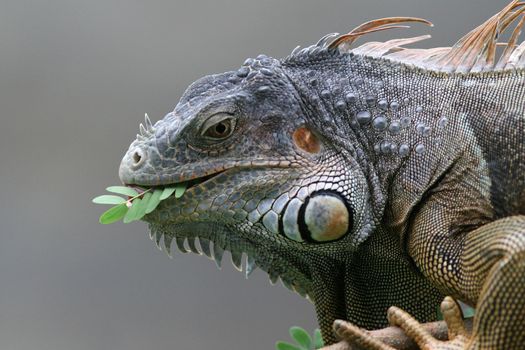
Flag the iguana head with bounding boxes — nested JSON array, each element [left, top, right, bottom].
[[119, 51, 380, 340]]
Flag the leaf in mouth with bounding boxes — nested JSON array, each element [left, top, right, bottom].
[[175, 183, 186, 198], [159, 187, 176, 200], [123, 197, 143, 223], [105, 186, 139, 197], [145, 189, 163, 214], [99, 204, 128, 224], [92, 195, 127, 205], [93, 183, 188, 225]]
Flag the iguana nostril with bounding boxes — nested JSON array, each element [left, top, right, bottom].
[[131, 149, 144, 167]]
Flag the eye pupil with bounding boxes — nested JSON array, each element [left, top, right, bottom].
[[215, 122, 227, 135], [206, 120, 231, 138]]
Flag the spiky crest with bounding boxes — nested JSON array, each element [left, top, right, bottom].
[[287, 0, 525, 73]]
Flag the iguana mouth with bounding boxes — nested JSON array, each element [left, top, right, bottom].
[[120, 157, 299, 187], [125, 169, 227, 192], [184, 171, 226, 189], [160, 169, 227, 190]]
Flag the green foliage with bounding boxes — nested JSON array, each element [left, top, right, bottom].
[[461, 304, 476, 318], [106, 186, 139, 197], [276, 326, 324, 350], [145, 189, 163, 214], [289, 327, 312, 349], [313, 329, 323, 349], [123, 197, 143, 223], [436, 304, 443, 320], [275, 342, 301, 350], [159, 187, 176, 200], [92, 184, 187, 224], [98, 204, 128, 224], [92, 195, 127, 205]]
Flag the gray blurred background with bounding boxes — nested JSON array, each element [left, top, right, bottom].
[[0, 0, 510, 349]]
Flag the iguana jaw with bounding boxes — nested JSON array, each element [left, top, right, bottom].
[[148, 220, 314, 299], [121, 160, 315, 293]]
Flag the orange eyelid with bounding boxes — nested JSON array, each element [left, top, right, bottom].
[[292, 127, 320, 154]]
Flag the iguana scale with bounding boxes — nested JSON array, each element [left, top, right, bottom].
[[118, 1, 525, 348]]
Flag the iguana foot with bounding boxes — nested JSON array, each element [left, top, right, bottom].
[[333, 297, 469, 350]]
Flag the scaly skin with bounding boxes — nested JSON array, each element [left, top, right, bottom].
[[118, 3, 525, 348]]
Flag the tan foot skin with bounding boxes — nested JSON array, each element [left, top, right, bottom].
[[333, 297, 469, 350]]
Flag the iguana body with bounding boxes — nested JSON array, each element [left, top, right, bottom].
[[118, 2, 525, 348]]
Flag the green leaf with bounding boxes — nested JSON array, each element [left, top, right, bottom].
[[313, 329, 324, 349], [289, 327, 311, 350], [92, 195, 126, 205], [275, 341, 301, 350], [123, 198, 142, 223], [99, 204, 128, 224], [135, 192, 151, 220], [175, 183, 187, 198], [159, 187, 176, 200], [106, 186, 139, 197], [145, 189, 163, 214], [436, 305, 444, 320], [461, 305, 475, 319]]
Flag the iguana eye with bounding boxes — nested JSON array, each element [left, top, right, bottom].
[[201, 113, 236, 140]]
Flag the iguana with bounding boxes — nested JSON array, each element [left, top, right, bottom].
[[118, 1, 525, 349]]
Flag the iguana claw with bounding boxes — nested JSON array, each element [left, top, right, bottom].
[[333, 297, 470, 350]]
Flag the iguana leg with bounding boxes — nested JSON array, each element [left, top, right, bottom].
[[332, 216, 525, 349], [458, 216, 525, 349]]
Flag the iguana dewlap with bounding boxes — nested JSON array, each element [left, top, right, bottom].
[[118, 1, 525, 349]]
